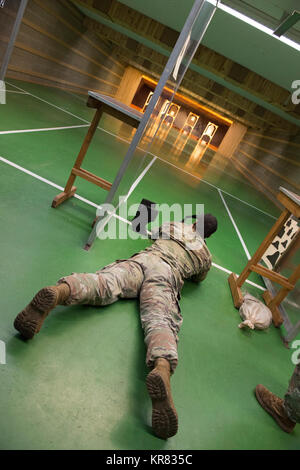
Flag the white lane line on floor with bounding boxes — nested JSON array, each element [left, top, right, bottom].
[[0, 155, 265, 293], [7, 82, 90, 125], [154, 157, 277, 220], [126, 157, 157, 199], [218, 188, 251, 261], [83, 121, 277, 221], [0, 125, 89, 135], [6, 81, 141, 146], [6, 81, 276, 220], [0, 156, 129, 226], [212, 262, 265, 291], [5, 91, 29, 94], [92, 156, 157, 236], [90, 126, 277, 221], [0, 156, 64, 190]]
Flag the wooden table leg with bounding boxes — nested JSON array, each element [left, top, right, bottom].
[[236, 209, 290, 287], [228, 209, 290, 308], [264, 264, 300, 327], [228, 272, 244, 308], [52, 185, 77, 208], [51, 106, 103, 208], [263, 289, 284, 327]]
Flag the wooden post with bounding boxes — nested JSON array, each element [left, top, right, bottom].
[[270, 264, 300, 307], [52, 107, 103, 208], [236, 209, 290, 287], [228, 187, 300, 332]]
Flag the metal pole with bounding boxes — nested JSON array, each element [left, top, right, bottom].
[[0, 0, 28, 81], [85, 0, 218, 249], [104, 0, 206, 207]]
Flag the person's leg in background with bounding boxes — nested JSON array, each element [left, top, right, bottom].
[[283, 363, 300, 426], [137, 254, 182, 439], [14, 260, 144, 339], [255, 363, 300, 433]]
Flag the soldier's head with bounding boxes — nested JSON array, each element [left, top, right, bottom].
[[192, 213, 218, 239], [204, 213, 218, 238]]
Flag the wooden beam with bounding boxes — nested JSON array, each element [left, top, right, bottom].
[[241, 139, 300, 167], [238, 149, 300, 191], [236, 209, 290, 287], [228, 272, 244, 308], [72, 168, 112, 191], [52, 186, 77, 208], [0, 35, 120, 89], [250, 264, 294, 289], [277, 192, 300, 218]]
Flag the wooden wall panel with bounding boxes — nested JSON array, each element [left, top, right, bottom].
[[232, 130, 300, 208], [0, 0, 125, 96], [115, 66, 143, 105], [6, 25, 121, 86], [9, 48, 117, 95], [216, 122, 248, 158], [0, 0, 18, 65]]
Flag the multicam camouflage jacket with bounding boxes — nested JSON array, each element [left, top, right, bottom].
[[142, 221, 212, 288]]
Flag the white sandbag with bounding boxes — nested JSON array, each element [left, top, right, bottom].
[[238, 293, 272, 330]]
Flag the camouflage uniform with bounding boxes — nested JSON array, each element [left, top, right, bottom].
[[58, 222, 212, 372], [284, 363, 300, 423]]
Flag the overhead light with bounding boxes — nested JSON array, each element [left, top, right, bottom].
[[274, 11, 300, 37], [206, 0, 300, 52]]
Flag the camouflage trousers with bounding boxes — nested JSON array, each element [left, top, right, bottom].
[[283, 363, 300, 423], [58, 252, 182, 372]]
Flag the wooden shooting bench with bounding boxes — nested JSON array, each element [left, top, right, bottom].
[[51, 91, 143, 208], [228, 187, 300, 328]]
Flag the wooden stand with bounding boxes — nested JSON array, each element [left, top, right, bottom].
[[228, 188, 300, 327], [52, 94, 142, 209]]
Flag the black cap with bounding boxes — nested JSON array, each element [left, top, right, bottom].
[[203, 213, 218, 238]]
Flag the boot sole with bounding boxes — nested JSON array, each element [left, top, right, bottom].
[[255, 387, 295, 434], [14, 287, 57, 339], [146, 370, 178, 439]]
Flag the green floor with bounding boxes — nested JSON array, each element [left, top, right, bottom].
[[0, 79, 299, 450]]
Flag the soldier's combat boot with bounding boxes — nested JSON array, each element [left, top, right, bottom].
[[146, 358, 178, 439], [14, 283, 70, 340], [255, 384, 296, 433]]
